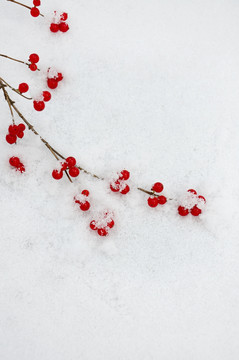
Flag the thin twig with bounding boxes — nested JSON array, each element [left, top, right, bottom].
[[0, 53, 40, 71], [0, 77, 32, 100], [7, 0, 44, 17]]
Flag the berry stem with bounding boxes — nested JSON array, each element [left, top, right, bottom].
[[0, 53, 40, 71], [137, 187, 155, 196], [0, 81, 15, 124], [6, 0, 44, 17], [0, 77, 32, 100], [137, 187, 174, 200]]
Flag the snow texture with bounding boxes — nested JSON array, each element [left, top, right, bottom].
[[1, 0, 239, 359]]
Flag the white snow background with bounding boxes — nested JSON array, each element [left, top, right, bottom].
[[1, 0, 239, 359]]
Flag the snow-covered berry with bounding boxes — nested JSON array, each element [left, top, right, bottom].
[[33, 100, 45, 111], [52, 170, 63, 180], [120, 184, 130, 195], [47, 78, 58, 89], [119, 170, 130, 180], [178, 206, 189, 216], [42, 91, 51, 102], [190, 205, 202, 216], [59, 22, 69, 33], [60, 12, 68, 21], [98, 228, 108, 237]]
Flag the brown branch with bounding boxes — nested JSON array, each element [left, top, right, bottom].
[[0, 77, 32, 100], [0, 53, 40, 71], [0, 82, 15, 124], [0, 79, 169, 195], [7, 0, 44, 17]]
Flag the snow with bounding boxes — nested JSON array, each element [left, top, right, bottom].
[[1, 0, 239, 359]]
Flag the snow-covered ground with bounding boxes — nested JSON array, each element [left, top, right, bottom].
[[1, 0, 239, 359]]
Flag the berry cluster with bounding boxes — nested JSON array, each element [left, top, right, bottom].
[[74, 190, 91, 211], [50, 12, 69, 33], [28, 53, 39, 71], [47, 68, 63, 90], [147, 182, 167, 208], [90, 211, 115, 237], [52, 156, 79, 180], [30, 0, 41, 18], [9, 156, 25, 173], [33, 90, 51, 111], [6, 124, 26, 144], [110, 170, 130, 195], [178, 189, 206, 217]]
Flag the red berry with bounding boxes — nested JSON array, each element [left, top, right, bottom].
[[178, 206, 189, 216], [9, 156, 20, 167], [148, 197, 158, 208], [90, 220, 97, 230], [8, 125, 18, 135], [33, 100, 45, 111], [81, 190, 89, 197], [69, 167, 80, 177], [158, 195, 167, 205], [152, 182, 164, 193], [119, 170, 130, 180], [80, 201, 90, 211], [198, 195, 206, 203], [47, 78, 58, 89], [17, 131, 24, 139], [29, 63, 37, 71], [42, 91, 51, 102], [110, 182, 120, 192], [66, 156, 76, 167], [29, 53, 39, 63], [56, 73, 63, 82], [98, 228, 108, 237], [120, 184, 130, 194], [33, 0, 41, 6], [50, 23, 59, 33], [190, 205, 202, 216], [59, 22, 69, 32], [107, 219, 114, 229], [18, 83, 29, 93], [60, 12, 68, 21], [17, 124, 26, 132], [6, 134, 17, 144], [188, 189, 197, 195], [52, 170, 63, 180], [30, 7, 40, 17]]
